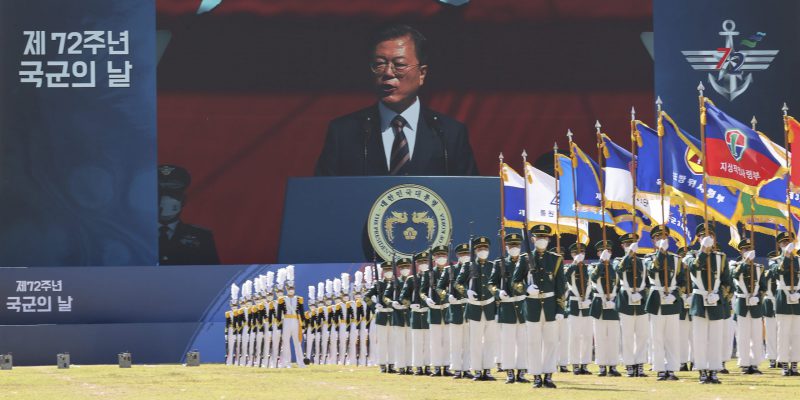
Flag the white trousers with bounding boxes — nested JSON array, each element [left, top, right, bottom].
[[254, 330, 264, 367], [270, 328, 282, 367], [327, 328, 338, 365], [526, 311, 559, 375], [280, 318, 306, 368], [411, 327, 430, 368], [338, 324, 348, 365], [449, 322, 468, 371], [319, 328, 330, 364], [777, 314, 800, 363], [429, 322, 448, 367], [619, 313, 649, 365], [368, 319, 376, 366], [678, 317, 692, 363], [313, 329, 321, 365], [736, 315, 764, 367], [375, 323, 390, 365], [261, 329, 271, 367], [234, 333, 243, 366], [765, 316, 778, 361], [692, 317, 723, 371], [468, 315, 496, 371], [359, 322, 368, 366], [347, 323, 358, 365], [650, 314, 680, 372], [392, 326, 411, 368], [593, 319, 620, 366], [722, 316, 735, 361], [568, 316, 593, 365], [305, 331, 314, 365], [238, 330, 249, 366], [556, 317, 568, 366], [226, 330, 236, 366]]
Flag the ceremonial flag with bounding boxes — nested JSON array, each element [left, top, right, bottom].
[[788, 116, 800, 191], [557, 154, 613, 226], [568, 141, 604, 210], [501, 163, 526, 228], [523, 162, 589, 243], [703, 98, 785, 193]]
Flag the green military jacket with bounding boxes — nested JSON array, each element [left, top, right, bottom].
[[684, 250, 730, 321], [564, 262, 593, 317], [489, 255, 525, 324], [438, 263, 466, 325], [768, 255, 800, 315], [455, 259, 497, 322], [730, 258, 765, 318], [382, 277, 410, 327], [420, 266, 448, 325], [762, 258, 779, 318], [589, 261, 620, 320], [644, 251, 683, 316], [614, 254, 648, 316], [511, 251, 565, 323], [365, 280, 391, 326], [401, 273, 429, 329]]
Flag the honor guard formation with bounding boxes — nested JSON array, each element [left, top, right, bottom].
[[224, 223, 800, 387]]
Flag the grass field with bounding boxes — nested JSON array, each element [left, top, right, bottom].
[[2, 362, 799, 400]]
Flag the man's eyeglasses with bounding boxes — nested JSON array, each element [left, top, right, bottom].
[[369, 61, 422, 76]]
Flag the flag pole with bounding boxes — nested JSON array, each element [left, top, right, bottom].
[[554, 142, 562, 251], [750, 117, 758, 254], [595, 121, 611, 296], [656, 97, 666, 226], [522, 150, 530, 236], [567, 130, 581, 246], [698, 82, 711, 287], [631, 106, 639, 235], [499, 152, 507, 249], [783, 103, 794, 288]]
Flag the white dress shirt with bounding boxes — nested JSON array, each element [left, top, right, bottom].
[[378, 97, 420, 170]]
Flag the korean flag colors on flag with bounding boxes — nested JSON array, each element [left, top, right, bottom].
[[501, 163, 526, 228], [704, 98, 785, 193]]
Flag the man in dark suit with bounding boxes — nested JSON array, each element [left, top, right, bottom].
[[158, 164, 220, 265], [314, 24, 479, 176]]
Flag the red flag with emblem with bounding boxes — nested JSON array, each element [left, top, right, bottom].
[[789, 116, 800, 191]]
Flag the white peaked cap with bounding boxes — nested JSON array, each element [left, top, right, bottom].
[[230, 283, 240, 302], [318, 282, 326, 300], [325, 280, 333, 298], [341, 273, 350, 294], [333, 278, 342, 297], [265, 271, 275, 290], [309, 285, 316, 302], [276, 268, 287, 288], [354, 271, 363, 291]]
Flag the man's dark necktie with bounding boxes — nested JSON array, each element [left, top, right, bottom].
[[389, 115, 409, 175]]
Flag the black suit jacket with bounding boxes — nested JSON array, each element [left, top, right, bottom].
[[314, 104, 479, 176], [159, 222, 220, 265]]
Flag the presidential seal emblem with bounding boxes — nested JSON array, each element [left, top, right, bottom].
[[682, 20, 778, 101], [368, 184, 452, 261]]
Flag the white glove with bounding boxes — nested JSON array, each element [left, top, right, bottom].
[[748, 296, 759, 306], [526, 284, 540, 296], [630, 292, 643, 302], [391, 301, 401, 309], [744, 250, 755, 261], [448, 295, 458, 304], [410, 304, 420, 310], [371, 295, 378, 304], [700, 236, 714, 250], [555, 314, 564, 321], [375, 303, 384, 311], [628, 242, 639, 254], [467, 290, 477, 301], [707, 293, 719, 304], [785, 242, 796, 255], [498, 290, 509, 300], [599, 249, 612, 262], [604, 300, 616, 309], [425, 298, 436, 308], [581, 299, 592, 309], [662, 294, 676, 304], [791, 293, 800, 303]]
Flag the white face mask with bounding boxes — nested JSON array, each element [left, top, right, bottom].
[[507, 246, 521, 257], [476, 249, 489, 260], [656, 238, 669, 251], [534, 238, 549, 250], [383, 271, 393, 279], [400, 268, 411, 277], [287, 289, 295, 296], [572, 253, 585, 263], [458, 255, 470, 264], [783, 242, 795, 254], [435, 256, 448, 266], [417, 263, 429, 272], [704, 235, 715, 246], [159, 195, 182, 222]]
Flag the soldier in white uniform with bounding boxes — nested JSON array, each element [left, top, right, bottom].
[[238, 280, 254, 367], [769, 231, 800, 376], [306, 285, 317, 365], [564, 243, 593, 375], [270, 269, 286, 368], [730, 238, 765, 375], [278, 266, 307, 368], [338, 273, 351, 365], [644, 225, 681, 381], [226, 283, 239, 366]]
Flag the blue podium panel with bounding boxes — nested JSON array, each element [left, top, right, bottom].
[[278, 177, 502, 263]]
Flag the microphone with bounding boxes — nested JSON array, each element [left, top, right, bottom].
[[362, 116, 372, 175]]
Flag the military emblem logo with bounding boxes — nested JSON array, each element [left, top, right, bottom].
[[682, 20, 778, 101], [724, 129, 748, 161], [368, 184, 452, 261]]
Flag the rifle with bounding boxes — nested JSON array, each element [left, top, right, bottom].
[[411, 252, 418, 304], [498, 217, 507, 291], [469, 221, 477, 292], [428, 246, 434, 299], [392, 252, 399, 301], [448, 239, 456, 296], [522, 225, 536, 277]]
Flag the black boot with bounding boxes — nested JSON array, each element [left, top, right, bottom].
[[452, 370, 462, 379], [424, 366, 431, 376], [580, 364, 592, 375], [699, 370, 708, 384], [559, 365, 569, 373], [497, 363, 504, 373], [543, 373, 557, 388], [483, 369, 496, 381], [380, 364, 387, 373], [741, 366, 752, 375], [516, 369, 530, 383], [414, 367, 424, 376], [626, 365, 635, 377], [431, 366, 441, 377], [443, 366, 453, 377], [609, 366, 621, 377], [573, 364, 581, 375], [462, 370, 474, 380], [598, 365, 608, 377], [708, 370, 721, 384], [783, 362, 792, 376], [472, 370, 483, 381], [679, 363, 689, 371], [637, 364, 647, 377], [532, 374, 543, 388], [769, 359, 777, 369], [657, 371, 667, 381], [505, 370, 515, 384], [387, 364, 397, 374], [719, 362, 729, 374], [688, 362, 694, 371], [751, 366, 763, 375], [792, 362, 800, 376], [667, 371, 679, 381]]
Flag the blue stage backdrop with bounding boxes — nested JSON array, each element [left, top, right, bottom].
[[0, 0, 157, 267], [0, 264, 365, 366]]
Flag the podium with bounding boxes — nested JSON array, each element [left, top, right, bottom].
[[278, 177, 501, 263]]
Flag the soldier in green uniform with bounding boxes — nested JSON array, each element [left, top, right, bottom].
[[387, 258, 413, 374], [421, 245, 452, 377], [644, 225, 682, 380], [511, 225, 565, 388], [764, 249, 780, 369], [564, 242, 593, 375], [614, 233, 649, 377], [490, 233, 529, 383], [590, 239, 622, 377], [367, 262, 394, 372], [683, 223, 730, 384], [768, 231, 800, 376], [438, 243, 472, 379], [402, 252, 431, 375], [676, 246, 693, 371], [456, 236, 497, 381], [730, 238, 765, 374], [551, 246, 571, 374]]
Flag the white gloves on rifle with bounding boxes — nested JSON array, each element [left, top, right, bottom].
[[599, 249, 612, 262], [707, 293, 720, 304], [747, 296, 759, 306], [663, 294, 676, 304], [526, 284, 540, 297], [700, 236, 714, 250], [581, 299, 592, 309], [448, 294, 458, 304], [498, 290, 509, 300], [410, 304, 420, 310], [630, 292, 643, 303], [425, 298, 436, 308], [391, 301, 401, 309], [467, 290, 477, 301], [604, 300, 616, 309], [371, 295, 378, 304]]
